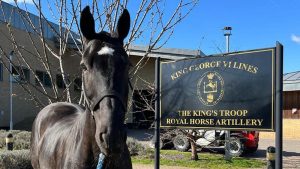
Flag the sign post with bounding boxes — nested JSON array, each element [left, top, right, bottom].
[[154, 57, 161, 169], [275, 42, 283, 169]]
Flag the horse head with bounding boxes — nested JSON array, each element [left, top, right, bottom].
[[80, 6, 130, 158]]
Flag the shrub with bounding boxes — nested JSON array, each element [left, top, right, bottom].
[[0, 130, 31, 150], [0, 131, 151, 156], [13, 131, 31, 150], [0, 150, 32, 169], [126, 137, 147, 156], [0, 133, 150, 168]]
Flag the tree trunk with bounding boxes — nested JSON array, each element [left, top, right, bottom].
[[190, 138, 198, 161]]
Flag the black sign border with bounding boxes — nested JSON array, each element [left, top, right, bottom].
[[160, 48, 275, 131]]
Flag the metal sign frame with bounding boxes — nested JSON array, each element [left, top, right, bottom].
[[159, 48, 277, 131]]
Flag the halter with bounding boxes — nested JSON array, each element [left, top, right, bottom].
[[90, 89, 126, 112], [80, 44, 131, 115], [81, 72, 127, 168], [82, 73, 127, 116]]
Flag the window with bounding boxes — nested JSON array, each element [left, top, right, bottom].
[[74, 78, 82, 92], [0, 63, 3, 81], [56, 74, 66, 89], [35, 70, 51, 87], [11, 66, 30, 83]]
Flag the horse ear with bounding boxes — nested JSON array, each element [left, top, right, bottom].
[[80, 6, 95, 41], [115, 9, 130, 42]]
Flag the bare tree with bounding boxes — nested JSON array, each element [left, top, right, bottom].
[[0, 0, 199, 108], [188, 130, 199, 160]]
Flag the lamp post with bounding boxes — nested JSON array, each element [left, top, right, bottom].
[[223, 26, 232, 53], [223, 27, 232, 161], [9, 51, 14, 130]]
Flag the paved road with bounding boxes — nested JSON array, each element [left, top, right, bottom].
[[245, 139, 300, 169], [128, 129, 300, 168]]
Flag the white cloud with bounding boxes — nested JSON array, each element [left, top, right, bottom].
[[291, 34, 300, 44], [2, 0, 34, 4]]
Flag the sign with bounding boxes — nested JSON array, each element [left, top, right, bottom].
[[160, 48, 276, 131]]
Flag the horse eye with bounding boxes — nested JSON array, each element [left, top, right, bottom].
[[80, 63, 88, 71]]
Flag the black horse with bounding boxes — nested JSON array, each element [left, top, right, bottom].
[[30, 6, 132, 169]]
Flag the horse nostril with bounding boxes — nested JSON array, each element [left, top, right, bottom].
[[100, 132, 110, 150], [100, 133, 105, 143]]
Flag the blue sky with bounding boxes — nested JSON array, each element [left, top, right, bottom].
[[3, 0, 300, 73], [163, 0, 300, 73]]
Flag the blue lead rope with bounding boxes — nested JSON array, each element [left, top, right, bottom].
[[96, 153, 106, 169]]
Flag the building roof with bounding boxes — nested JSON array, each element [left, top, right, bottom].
[[283, 71, 300, 91], [1, 2, 205, 59], [127, 45, 205, 60], [0, 1, 80, 45]]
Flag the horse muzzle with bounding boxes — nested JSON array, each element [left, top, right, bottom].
[[97, 129, 127, 157], [93, 96, 127, 157]]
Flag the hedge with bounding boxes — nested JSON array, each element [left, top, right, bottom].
[[0, 130, 147, 168], [0, 130, 146, 155], [0, 150, 32, 169], [0, 130, 31, 150]]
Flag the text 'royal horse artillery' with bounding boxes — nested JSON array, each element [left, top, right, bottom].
[[30, 6, 132, 169]]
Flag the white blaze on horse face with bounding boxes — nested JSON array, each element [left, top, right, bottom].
[[97, 46, 114, 56]]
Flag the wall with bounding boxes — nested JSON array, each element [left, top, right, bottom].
[[283, 91, 300, 119], [260, 119, 300, 140], [0, 22, 81, 130]]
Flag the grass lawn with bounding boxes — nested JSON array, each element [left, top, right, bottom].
[[132, 150, 266, 169]]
